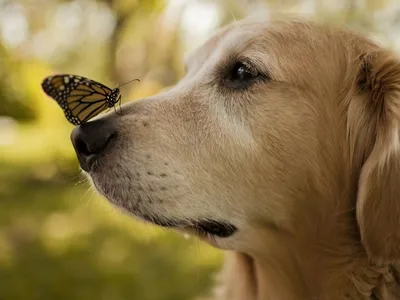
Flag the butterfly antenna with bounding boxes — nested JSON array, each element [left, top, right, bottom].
[[113, 78, 140, 116], [117, 78, 140, 88]]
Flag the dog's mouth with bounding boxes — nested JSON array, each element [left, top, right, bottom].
[[141, 214, 237, 238]]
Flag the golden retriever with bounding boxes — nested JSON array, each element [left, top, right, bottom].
[[70, 18, 400, 300]]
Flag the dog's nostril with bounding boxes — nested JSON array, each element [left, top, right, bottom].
[[75, 138, 91, 156], [70, 120, 117, 171]]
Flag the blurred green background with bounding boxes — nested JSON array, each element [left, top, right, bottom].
[[0, 0, 399, 299]]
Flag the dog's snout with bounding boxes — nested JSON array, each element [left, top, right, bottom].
[[70, 120, 116, 171]]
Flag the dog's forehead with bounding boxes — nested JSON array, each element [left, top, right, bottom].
[[183, 20, 325, 70], [184, 21, 270, 67]]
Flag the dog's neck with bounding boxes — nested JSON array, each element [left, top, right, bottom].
[[216, 207, 400, 300], [213, 148, 400, 300], [218, 245, 399, 300]]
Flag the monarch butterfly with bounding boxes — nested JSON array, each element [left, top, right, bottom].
[[41, 74, 139, 125]]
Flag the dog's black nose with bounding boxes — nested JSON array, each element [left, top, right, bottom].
[[70, 119, 116, 171]]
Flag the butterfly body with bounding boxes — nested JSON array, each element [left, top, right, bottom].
[[41, 74, 123, 125], [107, 88, 121, 107]]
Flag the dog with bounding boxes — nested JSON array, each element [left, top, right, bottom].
[[70, 18, 400, 300]]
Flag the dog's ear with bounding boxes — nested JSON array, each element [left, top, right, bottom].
[[350, 49, 400, 263]]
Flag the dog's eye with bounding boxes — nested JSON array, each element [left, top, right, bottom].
[[224, 61, 260, 89], [232, 62, 258, 81]]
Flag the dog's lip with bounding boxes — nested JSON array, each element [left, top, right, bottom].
[[77, 154, 96, 173], [140, 214, 237, 238], [80, 154, 97, 172]]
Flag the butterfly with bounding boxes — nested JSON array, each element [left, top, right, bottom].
[[41, 74, 139, 125]]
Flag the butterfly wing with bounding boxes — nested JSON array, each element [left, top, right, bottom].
[[41, 74, 114, 125]]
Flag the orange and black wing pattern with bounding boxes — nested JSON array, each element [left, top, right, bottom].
[[41, 74, 120, 125]]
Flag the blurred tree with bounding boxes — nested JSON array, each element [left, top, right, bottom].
[[0, 43, 36, 120], [105, 0, 167, 83]]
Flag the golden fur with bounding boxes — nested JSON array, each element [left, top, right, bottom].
[[80, 19, 400, 299]]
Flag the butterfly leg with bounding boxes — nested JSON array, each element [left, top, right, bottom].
[[118, 99, 122, 115]]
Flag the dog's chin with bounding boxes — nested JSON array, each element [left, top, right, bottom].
[[88, 175, 237, 239], [140, 214, 237, 239]]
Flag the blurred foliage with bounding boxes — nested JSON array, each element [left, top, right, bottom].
[[0, 160, 221, 300], [0, 0, 400, 299]]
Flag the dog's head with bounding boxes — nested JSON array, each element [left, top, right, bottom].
[[71, 19, 400, 260]]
